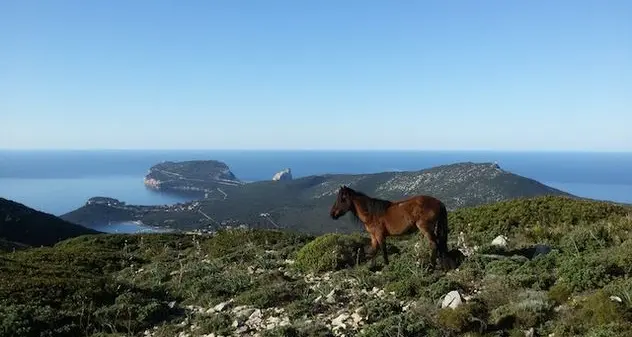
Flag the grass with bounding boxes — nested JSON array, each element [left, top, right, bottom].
[[2, 195, 632, 337]]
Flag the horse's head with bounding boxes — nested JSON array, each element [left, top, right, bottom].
[[330, 185, 354, 220]]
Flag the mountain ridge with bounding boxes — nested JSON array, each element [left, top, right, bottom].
[[0, 197, 102, 248]]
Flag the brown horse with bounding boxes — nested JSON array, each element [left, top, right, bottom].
[[329, 185, 449, 269]]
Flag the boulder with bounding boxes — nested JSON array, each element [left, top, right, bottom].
[[441, 290, 464, 309], [491, 235, 509, 247]]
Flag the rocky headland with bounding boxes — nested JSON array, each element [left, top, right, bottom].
[[144, 160, 244, 199]]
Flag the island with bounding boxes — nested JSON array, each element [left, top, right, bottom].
[[60, 161, 575, 233]]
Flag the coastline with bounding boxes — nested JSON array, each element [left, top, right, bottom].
[[91, 220, 176, 234]]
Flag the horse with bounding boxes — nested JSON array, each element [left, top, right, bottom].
[[329, 185, 450, 270]]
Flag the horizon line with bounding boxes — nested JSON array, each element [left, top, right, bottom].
[[1, 148, 632, 154]]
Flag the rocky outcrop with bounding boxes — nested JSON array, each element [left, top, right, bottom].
[[272, 168, 292, 181]]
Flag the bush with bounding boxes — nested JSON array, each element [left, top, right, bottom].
[[435, 301, 488, 333], [552, 290, 632, 335], [489, 290, 553, 330], [294, 233, 370, 273]]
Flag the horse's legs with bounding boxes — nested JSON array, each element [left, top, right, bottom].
[[369, 234, 379, 268], [376, 233, 389, 265], [418, 223, 438, 270]]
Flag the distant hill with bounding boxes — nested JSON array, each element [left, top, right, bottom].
[[61, 161, 574, 233], [0, 197, 101, 247]]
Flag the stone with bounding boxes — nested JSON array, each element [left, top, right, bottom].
[[491, 235, 508, 247], [272, 168, 293, 181], [441, 290, 464, 309], [326, 289, 337, 303], [213, 299, 233, 312], [610, 295, 623, 303], [332, 313, 350, 327]]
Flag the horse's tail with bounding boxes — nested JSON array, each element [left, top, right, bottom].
[[435, 201, 449, 257]]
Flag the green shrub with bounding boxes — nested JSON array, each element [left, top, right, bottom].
[[435, 301, 488, 333], [557, 254, 616, 293], [235, 281, 305, 309], [359, 310, 438, 337], [552, 290, 632, 335], [294, 233, 369, 273], [204, 229, 311, 259], [195, 312, 234, 335], [548, 283, 572, 305], [489, 290, 553, 329]]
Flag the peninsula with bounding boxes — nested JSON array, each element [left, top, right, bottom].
[[61, 161, 574, 233], [144, 160, 243, 198]]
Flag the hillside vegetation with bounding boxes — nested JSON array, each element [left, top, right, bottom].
[[0, 197, 101, 249], [62, 162, 573, 232], [2, 195, 632, 337]]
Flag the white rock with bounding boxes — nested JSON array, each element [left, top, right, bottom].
[[332, 313, 350, 327], [326, 289, 337, 303], [249, 309, 263, 321], [610, 295, 623, 303], [213, 299, 233, 312], [441, 290, 464, 309], [491, 235, 508, 247], [351, 312, 363, 324], [272, 168, 293, 181], [525, 327, 535, 337]]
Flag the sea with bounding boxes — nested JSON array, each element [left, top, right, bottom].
[[1, 150, 631, 233]]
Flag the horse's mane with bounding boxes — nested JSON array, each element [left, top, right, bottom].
[[347, 187, 392, 222]]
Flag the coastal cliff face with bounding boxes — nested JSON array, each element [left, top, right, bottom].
[[143, 160, 243, 194]]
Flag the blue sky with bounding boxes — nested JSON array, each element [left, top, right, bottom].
[[1, 0, 630, 151]]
